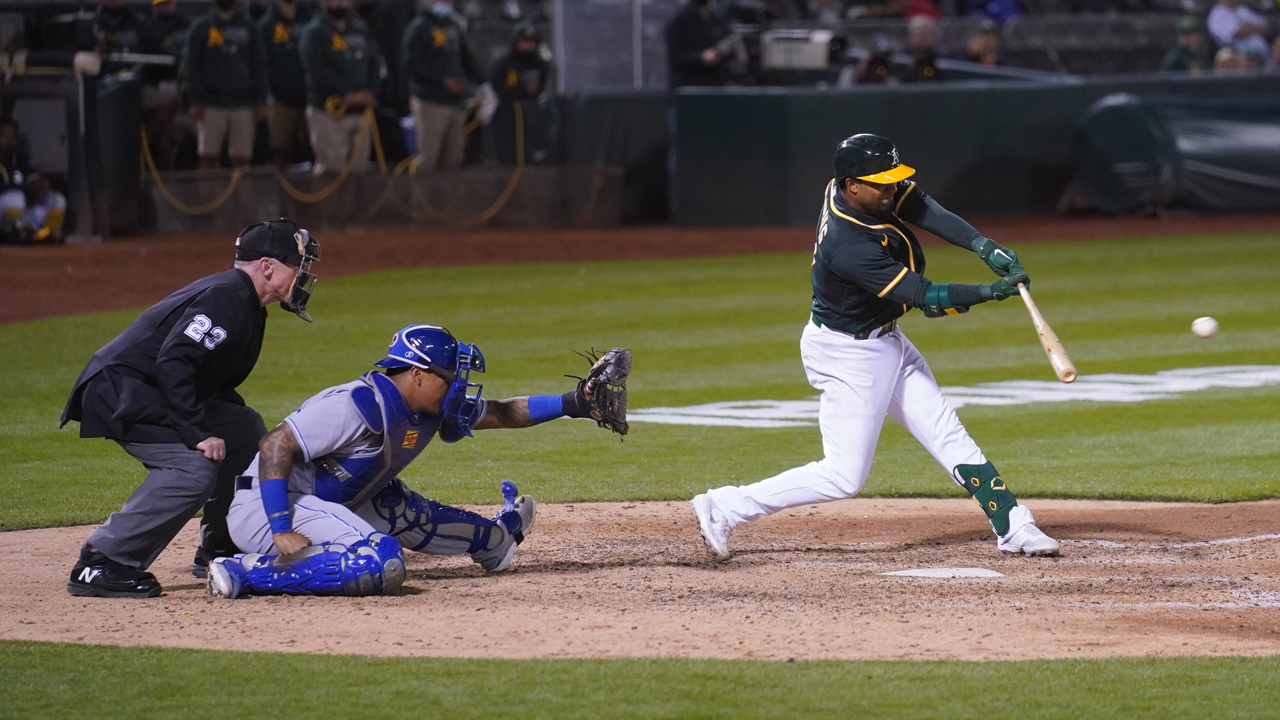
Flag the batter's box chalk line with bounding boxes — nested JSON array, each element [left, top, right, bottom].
[[630, 365, 1280, 427], [880, 567, 1005, 578]]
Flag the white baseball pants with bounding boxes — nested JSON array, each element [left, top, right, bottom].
[[706, 320, 1033, 537]]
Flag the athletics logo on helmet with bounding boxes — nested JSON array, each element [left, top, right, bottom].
[[375, 325, 487, 436], [832, 133, 915, 188]]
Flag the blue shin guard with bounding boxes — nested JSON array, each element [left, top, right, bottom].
[[368, 478, 506, 556], [213, 534, 407, 598]]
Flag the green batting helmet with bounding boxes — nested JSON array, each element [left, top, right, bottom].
[[833, 134, 915, 187]]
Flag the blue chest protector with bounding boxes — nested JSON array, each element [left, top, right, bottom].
[[312, 372, 443, 508]]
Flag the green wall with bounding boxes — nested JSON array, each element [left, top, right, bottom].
[[671, 73, 1280, 225]]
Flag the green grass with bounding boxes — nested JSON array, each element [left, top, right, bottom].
[[2, 640, 1278, 720], [3, 233, 1280, 530]]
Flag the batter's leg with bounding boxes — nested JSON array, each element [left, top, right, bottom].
[[699, 324, 900, 545], [887, 334, 1057, 554]]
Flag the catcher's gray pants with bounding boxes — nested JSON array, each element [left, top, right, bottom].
[[86, 402, 266, 569]]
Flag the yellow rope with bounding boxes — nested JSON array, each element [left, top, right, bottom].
[[406, 100, 524, 227], [272, 107, 384, 203], [141, 127, 243, 215]]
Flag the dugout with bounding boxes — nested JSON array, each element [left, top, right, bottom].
[[1075, 93, 1280, 215]]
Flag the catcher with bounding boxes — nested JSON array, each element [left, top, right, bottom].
[[208, 324, 630, 598]]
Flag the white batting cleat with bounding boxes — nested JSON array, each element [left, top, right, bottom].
[[998, 523, 1061, 556], [691, 493, 732, 562]]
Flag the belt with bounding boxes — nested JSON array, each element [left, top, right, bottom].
[[235, 476, 255, 491], [811, 314, 897, 340]]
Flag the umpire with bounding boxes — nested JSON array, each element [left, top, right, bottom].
[[61, 219, 322, 598]]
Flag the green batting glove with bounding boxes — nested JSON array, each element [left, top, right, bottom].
[[972, 237, 1027, 282], [980, 273, 1029, 302]]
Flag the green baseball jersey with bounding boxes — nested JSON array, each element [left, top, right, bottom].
[[183, 10, 266, 108], [259, 3, 313, 106], [810, 180, 936, 335], [299, 15, 381, 111]]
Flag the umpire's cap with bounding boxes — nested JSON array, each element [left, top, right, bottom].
[[833, 134, 915, 187], [235, 218, 321, 268]]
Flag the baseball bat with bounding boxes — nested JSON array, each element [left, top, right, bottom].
[[1016, 283, 1077, 384]]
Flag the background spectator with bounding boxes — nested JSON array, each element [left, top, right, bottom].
[[485, 22, 551, 166], [968, 19, 1000, 66], [95, 0, 153, 56], [260, 0, 314, 169], [143, 0, 190, 171], [1161, 17, 1211, 72], [1207, 0, 1273, 69], [1213, 45, 1243, 70], [185, 0, 268, 169], [665, 0, 730, 88], [402, 1, 483, 171], [907, 15, 939, 83], [1238, 43, 1266, 69], [806, 0, 846, 22], [0, 121, 65, 244], [300, 0, 381, 175]]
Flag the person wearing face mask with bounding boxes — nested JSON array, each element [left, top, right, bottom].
[[402, 0, 483, 170], [300, 0, 383, 175], [143, 0, 191, 172], [484, 22, 550, 166], [259, 0, 315, 168], [185, 0, 269, 169], [95, 0, 160, 70], [665, 0, 730, 88]]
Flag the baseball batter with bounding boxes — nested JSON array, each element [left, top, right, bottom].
[[207, 324, 629, 597], [691, 134, 1059, 560]]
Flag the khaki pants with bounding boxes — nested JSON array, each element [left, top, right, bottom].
[[412, 97, 466, 170], [305, 107, 370, 175], [268, 98, 310, 160], [197, 106, 255, 161]]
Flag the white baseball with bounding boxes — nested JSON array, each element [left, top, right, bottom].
[[1191, 316, 1218, 339]]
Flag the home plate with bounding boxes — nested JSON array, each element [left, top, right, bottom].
[[881, 567, 1004, 578]]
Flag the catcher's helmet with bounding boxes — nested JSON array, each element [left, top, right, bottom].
[[375, 325, 486, 435], [833, 134, 915, 187]]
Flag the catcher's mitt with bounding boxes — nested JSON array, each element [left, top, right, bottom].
[[567, 347, 631, 437]]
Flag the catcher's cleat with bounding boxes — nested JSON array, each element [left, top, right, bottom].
[[67, 558, 162, 598], [206, 557, 248, 599], [997, 523, 1061, 557], [474, 494, 537, 573], [691, 493, 732, 562]]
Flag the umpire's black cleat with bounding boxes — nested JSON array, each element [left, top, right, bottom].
[[67, 549, 162, 598], [190, 546, 235, 579]]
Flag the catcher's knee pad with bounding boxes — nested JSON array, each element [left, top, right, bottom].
[[955, 461, 1018, 536], [346, 532, 406, 595]]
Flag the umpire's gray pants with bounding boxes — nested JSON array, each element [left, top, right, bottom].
[[86, 402, 266, 569]]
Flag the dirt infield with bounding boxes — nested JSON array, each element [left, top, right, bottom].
[[4, 499, 1278, 661], [4, 214, 1280, 325]]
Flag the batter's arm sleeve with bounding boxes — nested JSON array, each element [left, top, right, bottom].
[[897, 185, 983, 250], [154, 288, 239, 447]]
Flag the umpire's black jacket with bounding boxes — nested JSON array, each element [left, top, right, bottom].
[[61, 270, 266, 448]]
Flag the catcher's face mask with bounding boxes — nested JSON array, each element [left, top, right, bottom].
[[441, 341, 486, 437], [281, 229, 322, 323]]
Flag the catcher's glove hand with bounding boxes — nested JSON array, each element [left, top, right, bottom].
[[564, 347, 631, 437]]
